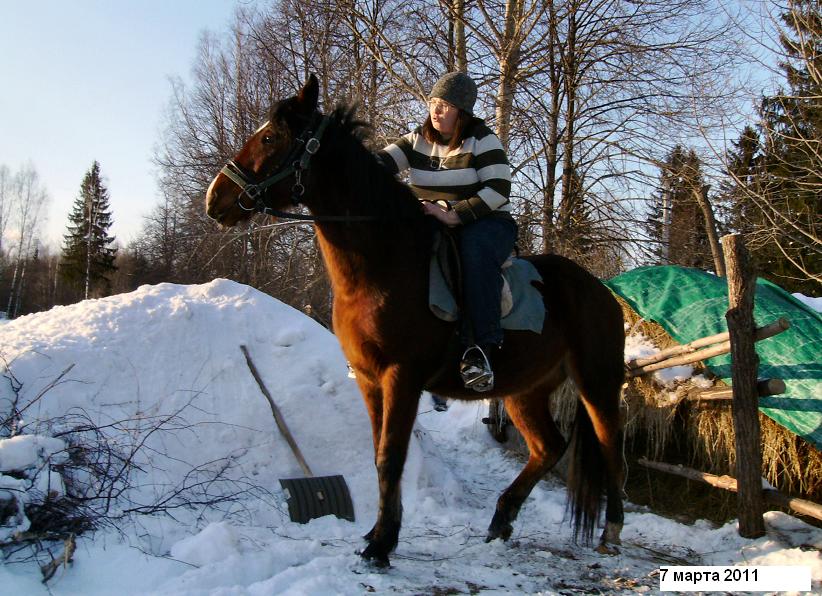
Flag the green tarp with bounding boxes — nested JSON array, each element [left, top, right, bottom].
[[605, 266, 822, 450]]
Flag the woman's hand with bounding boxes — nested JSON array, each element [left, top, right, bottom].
[[421, 201, 460, 227]]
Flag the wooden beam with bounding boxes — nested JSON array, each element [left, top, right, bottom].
[[637, 458, 822, 522], [627, 318, 790, 371], [691, 378, 786, 401], [722, 233, 765, 538]]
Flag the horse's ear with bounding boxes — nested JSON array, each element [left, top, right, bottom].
[[296, 74, 319, 114]]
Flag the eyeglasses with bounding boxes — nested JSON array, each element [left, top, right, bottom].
[[427, 99, 455, 113]]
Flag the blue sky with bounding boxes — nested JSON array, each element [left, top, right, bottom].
[[0, 1, 242, 249]]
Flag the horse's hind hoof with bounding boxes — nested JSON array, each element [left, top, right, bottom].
[[485, 517, 513, 543], [600, 521, 623, 546], [595, 542, 620, 556], [360, 543, 390, 568], [595, 521, 623, 555]]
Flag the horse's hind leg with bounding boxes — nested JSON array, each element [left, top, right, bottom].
[[487, 373, 567, 542], [567, 358, 625, 552]]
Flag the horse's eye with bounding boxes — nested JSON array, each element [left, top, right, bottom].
[[262, 135, 273, 145]]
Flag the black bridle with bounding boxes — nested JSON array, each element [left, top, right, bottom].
[[218, 112, 379, 222]]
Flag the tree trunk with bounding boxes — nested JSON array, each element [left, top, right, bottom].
[[694, 184, 725, 276], [453, 0, 467, 72], [541, 1, 560, 253], [722, 233, 765, 538], [494, 0, 522, 151], [557, 9, 578, 255]]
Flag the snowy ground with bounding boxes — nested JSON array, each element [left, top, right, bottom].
[[0, 280, 819, 594]]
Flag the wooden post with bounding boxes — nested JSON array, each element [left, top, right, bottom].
[[721, 233, 765, 538]]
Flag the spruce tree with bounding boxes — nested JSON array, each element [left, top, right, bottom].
[[746, 0, 821, 292], [60, 161, 117, 299], [648, 146, 712, 269], [718, 126, 762, 239]]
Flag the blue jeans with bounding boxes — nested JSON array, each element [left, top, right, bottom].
[[459, 216, 518, 348]]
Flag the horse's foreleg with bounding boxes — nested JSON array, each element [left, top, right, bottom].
[[356, 375, 384, 542], [487, 381, 567, 542], [360, 366, 420, 567], [356, 375, 384, 459]]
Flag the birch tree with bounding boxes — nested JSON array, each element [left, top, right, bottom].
[[5, 164, 49, 318]]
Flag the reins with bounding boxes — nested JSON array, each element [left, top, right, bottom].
[[219, 112, 381, 223]]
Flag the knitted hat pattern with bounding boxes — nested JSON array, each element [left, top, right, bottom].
[[429, 72, 477, 115]]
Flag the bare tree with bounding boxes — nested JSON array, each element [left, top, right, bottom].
[[5, 165, 49, 318], [143, 0, 752, 298], [0, 165, 13, 258]]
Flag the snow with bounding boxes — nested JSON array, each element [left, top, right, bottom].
[[794, 293, 822, 312], [0, 280, 819, 594], [623, 326, 701, 388], [0, 434, 67, 472]]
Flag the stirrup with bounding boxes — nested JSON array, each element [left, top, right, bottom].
[[460, 345, 494, 392]]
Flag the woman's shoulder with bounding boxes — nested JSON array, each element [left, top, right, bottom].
[[401, 125, 425, 143], [465, 118, 496, 140]]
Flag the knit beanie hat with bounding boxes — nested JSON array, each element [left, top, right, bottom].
[[429, 72, 477, 115]]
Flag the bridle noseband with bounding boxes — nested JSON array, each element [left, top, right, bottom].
[[219, 112, 332, 218]]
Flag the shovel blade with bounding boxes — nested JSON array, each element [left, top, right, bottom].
[[279, 475, 355, 524]]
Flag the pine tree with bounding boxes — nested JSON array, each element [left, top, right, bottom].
[[60, 161, 117, 300]]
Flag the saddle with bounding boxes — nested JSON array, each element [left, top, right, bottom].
[[428, 230, 546, 334]]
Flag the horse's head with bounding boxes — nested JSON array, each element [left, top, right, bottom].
[[205, 75, 321, 226]]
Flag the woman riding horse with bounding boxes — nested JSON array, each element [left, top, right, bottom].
[[205, 75, 625, 568], [378, 72, 516, 393]]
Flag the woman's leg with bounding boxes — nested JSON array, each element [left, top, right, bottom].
[[459, 216, 517, 348]]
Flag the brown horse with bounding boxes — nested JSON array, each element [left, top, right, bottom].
[[206, 76, 625, 567]]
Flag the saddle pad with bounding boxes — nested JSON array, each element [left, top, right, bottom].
[[429, 252, 546, 334]]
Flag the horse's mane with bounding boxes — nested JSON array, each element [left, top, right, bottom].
[[322, 104, 427, 225]]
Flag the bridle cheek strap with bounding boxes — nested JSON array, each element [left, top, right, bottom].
[[219, 114, 331, 215]]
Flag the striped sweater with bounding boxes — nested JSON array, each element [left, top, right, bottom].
[[377, 122, 512, 224]]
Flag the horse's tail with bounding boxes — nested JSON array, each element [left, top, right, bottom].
[[565, 400, 605, 544]]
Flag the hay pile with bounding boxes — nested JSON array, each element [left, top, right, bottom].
[[613, 295, 822, 504], [506, 295, 822, 521]]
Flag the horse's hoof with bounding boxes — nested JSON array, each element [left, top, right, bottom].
[[485, 519, 513, 543], [360, 543, 390, 568], [600, 521, 623, 546], [595, 542, 620, 556]]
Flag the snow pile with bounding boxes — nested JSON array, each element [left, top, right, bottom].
[[0, 434, 68, 541], [0, 281, 375, 528], [0, 280, 818, 594]]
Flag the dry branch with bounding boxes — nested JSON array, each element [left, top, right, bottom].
[[628, 318, 790, 369], [40, 533, 75, 583]]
